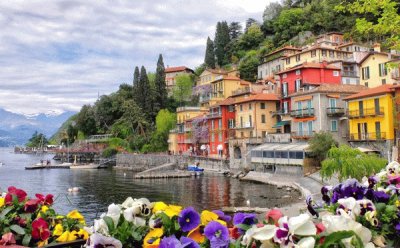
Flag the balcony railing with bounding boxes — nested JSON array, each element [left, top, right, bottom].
[[235, 123, 254, 129], [272, 110, 289, 116], [291, 131, 315, 139], [232, 86, 251, 96], [207, 112, 222, 118], [199, 94, 211, 103], [349, 132, 387, 141], [348, 107, 384, 118], [290, 108, 315, 118], [342, 71, 358, 77], [326, 107, 345, 116], [392, 69, 400, 80]]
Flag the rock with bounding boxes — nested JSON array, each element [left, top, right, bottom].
[[282, 195, 291, 199]]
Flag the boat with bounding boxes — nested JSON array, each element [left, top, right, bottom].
[[25, 163, 47, 170], [187, 164, 204, 176], [70, 163, 100, 169]]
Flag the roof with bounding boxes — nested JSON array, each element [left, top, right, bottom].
[[216, 97, 236, 106], [344, 84, 394, 100], [289, 84, 367, 97], [205, 68, 228, 75], [358, 51, 400, 65], [285, 45, 352, 59], [276, 62, 340, 75], [165, 66, 194, 73], [234, 93, 279, 104], [263, 46, 301, 58]]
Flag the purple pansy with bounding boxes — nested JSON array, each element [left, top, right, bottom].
[[273, 220, 293, 246], [204, 221, 229, 248], [212, 210, 232, 223], [373, 191, 390, 203], [368, 176, 379, 188], [159, 236, 181, 248], [321, 185, 332, 204], [396, 223, 400, 234], [306, 195, 319, 217], [233, 212, 257, 226], [341, 179, 367, 200], [180, 237, 200, 248], [178, 207, 200, 232]]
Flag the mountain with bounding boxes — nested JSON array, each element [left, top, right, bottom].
[[0, 108, 76, 147]]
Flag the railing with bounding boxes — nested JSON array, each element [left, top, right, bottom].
[[342, 71, 358, 77], [349, 132, 387, 141], [348, 107, 384, 118], [272, 110, 289, 116], [392, 69, 400, 79], [235, 123, 253, 129], [232, 86, 251, 96], [199, 94, 211, 103], [290, 108, 315, 118], [207, 112, 222, 118], [291, 131, 315, 139], [326, 107, 345, 116]]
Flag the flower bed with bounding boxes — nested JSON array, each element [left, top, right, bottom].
[[1, 161, 400, 247]]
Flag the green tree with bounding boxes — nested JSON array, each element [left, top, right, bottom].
[[26, 131, 48, 148], [214, 21, 230, 66], [337, 0, 400, 50], [172, 74, 194, 106], [238, 23, 264, 51], [154, 54, 167, 111], [229, 22, 242, 40], [156, 109, 176, 134], [321, 145, 387, 182], [132, 66, 140, 101], [244, 18, 259, 33], [138, 66, 152, 120], [204, 37, 216, 69], [272, 8, 308, 46], [238, 50, 260, 82], [76, 105, 97, 136], [308, 131, 338, 164]]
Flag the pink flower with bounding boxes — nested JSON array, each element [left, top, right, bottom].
[[4, 186, 27, 205], [24, 199, 41, 213], [0, 232, 16, 245], [265, 208, 283, 226], [316, 222, 325, 234], [31, 218, 50, 241], [35, 193, 54, 205]]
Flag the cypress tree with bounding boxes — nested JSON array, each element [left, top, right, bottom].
[[138, 66, 152, 119], [229, 22, 242, 40], [154, 54, 167, 112], [133, 66, 140, 101], [214, 21, 230, 67], [204, 37, 216, 69]]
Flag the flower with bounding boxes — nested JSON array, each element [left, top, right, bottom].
[[67, 209, 86, 224], [0, 197, 4, 208], [265, 208, 283, 225], [31, 218, 50, 241], [180, 236, 200, 248], [178, 207, 200, 232], [86, 233, 122, 248], [106, 203, 121, 227], [306, 195, 320, 218], [159, 235, 181, 248], [201, 210, 219, 226], [56, 231, 77, 242], [0, 232, 16, 246], [233, 212, 257, 233], [187, 226, 205, 243], [321, 185, 332, 204], [143, 228, 163, 248], [24, 198, 41, 213], [241, 224, 276, 246], [274, 214, 316, 247], [336, 197, 356, 218], [212, 210, 232, 223], [353, 199, 375, 216], [53, 224, 64, 236], [341, 179, 367, 200], [4, 186, 27, 205], [204, 221, 229, 248], [373, 190, 390, 203], [35, 193, 54, 205], [94, 219, 109, 235], [386, 161, 399, 175]]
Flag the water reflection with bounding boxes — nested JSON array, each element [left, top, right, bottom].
[[0, 148, 301, 223]]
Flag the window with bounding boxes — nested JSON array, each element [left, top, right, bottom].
[[362, 66, 370, 80], [249, 103, 252, 110], [333, 71, 339, 77], [296, 54, 301, 62], [322, 50, 327, 57], [282, 83, 288, 97], [240, 116, 243, 127], [276, 65, 281, 72], [329, 50, 334, 58], [261, 114, 266, 123], [218, 119, 222, 129], [228, 119, 235, 128], [286, 58, 290, 65], [249, 131, 253, 137], [337, 52, 342, 59], [382, 79, 386, 85], [283, 102, 289, 114], [282, 73, 287, 79], [260, 102, 266, 109], [211, 121, 214, 130], [365, 82, 368, 87], [307, 121, 313, 135], [240, 104, 243, 111], [249, 115, 252, 127], [259, 70, 263, 79], [311, 50, 316, 57], [331, 120, 338, 132], [379, 63, 387, 77], [262, 131, 266, 137], [295, 69, 300, 75], [241, 132, 244, 138], [295, 79, 301, 92], [329, 98, 337, 108], [218, 132, 222, 141], [211, 133, 215, 142], [228, 105, 234, 112]]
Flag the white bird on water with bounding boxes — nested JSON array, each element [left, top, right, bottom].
[[246, 199, 250, 207], [68, 187, 79, 192]]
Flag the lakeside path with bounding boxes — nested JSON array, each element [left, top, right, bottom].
[[239, 171, 339, 217]]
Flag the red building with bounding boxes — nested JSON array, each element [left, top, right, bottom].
[[277, 62, 342, 113], [207, 97, 236, 156]]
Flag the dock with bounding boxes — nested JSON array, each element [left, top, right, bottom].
[[25, 164, 71, 170]]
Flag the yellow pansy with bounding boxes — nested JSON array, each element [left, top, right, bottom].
[[72, 229, 89, 240], [0, 197, 4, 208], [56, 231, 77, 242], [37, 240, 48, 247], [164, 205, 182, 218], [396, 200, 400, 208], [53, 224, 63, 236], [152, 202, 168, 213], [41, 205, 49, 213], [67, 209, 85, 224], [143, 228, 163, 248], [200, 210, 219, 226], [188, 226, 205, 243]]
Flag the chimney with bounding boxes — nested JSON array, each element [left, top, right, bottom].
[[373, 43, 381, 53]]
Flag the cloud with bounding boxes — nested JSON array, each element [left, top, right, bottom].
[[0, 0, 270, 115]]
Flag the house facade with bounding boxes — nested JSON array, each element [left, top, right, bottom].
[[209, 76, 250, 106], [194, 69, 228, 107], [165, 66, 194, 94]]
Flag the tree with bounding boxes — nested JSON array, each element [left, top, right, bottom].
[[154, 54, 167, 112], [308, 131, 338, 164], [321, 145, 387, 182], [337, 0, 400, 51], [238, 23, 264, 51], [229, 22, 242, 40], [155, 109, 176, 134], [204, 37, 216, 69], [132, 66, 140, 101], [26, 131, 48, 148], [263, 2, 283, 21], [172, 74, 194, 106], [272, 8, 308, 46], [214, 21, 230, 66], [137, 66, 153, 120], [76, 105, 97, 136], [245, 18, 259, 33], [238, 50, 260, 82]]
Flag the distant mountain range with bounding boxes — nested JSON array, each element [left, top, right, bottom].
[[0, 108, 76, 146]]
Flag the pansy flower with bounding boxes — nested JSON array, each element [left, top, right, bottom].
[[4, 186, 27, 205], [178, 207, 200, 232], [212, 210, 232, 223], [354, 199, 375, 216], [31, 218, 50, 241], [265, 208, 283, 226], [373, 191, 390, 203], [35, 193, 54, 205], [204, 221, 230, 248], [233, 212, 257, 233], [143, 228, 163, 248], [273, 214, 316, 247]]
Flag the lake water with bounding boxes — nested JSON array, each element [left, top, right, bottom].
[[0, 147, 300, 223]]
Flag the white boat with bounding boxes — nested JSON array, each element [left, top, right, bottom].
[[70, 163, 100, 169]]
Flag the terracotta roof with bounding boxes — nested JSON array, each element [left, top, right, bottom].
[[205, 68, 228, 75], [276, 62, 340, 74], [234, 93, 279, 104], [289, 84, 367, 97], [358, 51, 400, 65], [336, 42, 354, 48], [263, 46, 301, 58], [216, 97, 236, 106], [285, 45, 352, 58], [165, 66, 194, 73], [344, 84, 394, 100]]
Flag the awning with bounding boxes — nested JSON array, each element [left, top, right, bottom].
[[357, 147, 380, 153], [272, 121, 290, 128]]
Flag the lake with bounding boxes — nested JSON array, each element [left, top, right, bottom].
[[0, 147, 300, 223]]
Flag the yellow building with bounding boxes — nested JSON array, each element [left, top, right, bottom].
[[209, 76, 250, 106], [359, 51, 400, 88], [233, 93, 279, 139], [195, 69, 228, 107], [344, 84, 395, 142]]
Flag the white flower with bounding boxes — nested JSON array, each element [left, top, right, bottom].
[[274, 214, 316, 248], [120, 197, 135, 209], [123, 205, 142, 222], [86, 233, 122, 248], [106, 203, 121, 227], [296, 236, 315, 248], [353, 199, 375, 217], [94, 219, 109, 235], [241, 225, 276, 246], [322, 214, 372, 247], [336, 197, 356, 219], [288, 214, 317, 236]]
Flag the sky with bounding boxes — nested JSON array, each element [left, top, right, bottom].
[[0, 0, 272, 116]]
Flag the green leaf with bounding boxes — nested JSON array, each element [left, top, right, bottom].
[[235, 224, 251, 232], [22, 234, 32, 246], [320, 230, 357, 248], [0, 206, 13, 220], [103, 216, 115, 233], [10, 224, 26, 235]]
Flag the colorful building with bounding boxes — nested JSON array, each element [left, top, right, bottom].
[[165, 66, 194, 94], [344, 84, 395, 144], [289, 84, 366, 143], [194, 68, 228, 107], [209, 76, 250, 106], [208, 97, 236, 156]]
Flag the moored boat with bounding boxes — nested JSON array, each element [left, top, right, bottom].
[[70, 163, 100, 169], [25, 163, 47, 170], [187, 163, 204, 176]]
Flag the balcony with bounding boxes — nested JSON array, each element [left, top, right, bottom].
[[272, 110, 289, 116], [348, 107, 384, 118], [235, 123, 254, 129], [326, 107, 345, 117], [207, 112, 222, 119], [290, 108, 315, 118], [392, 69, 400, 80], [291, 131, 315, 140], [232, 86, 251, 96], [199, 94, 211, 103], [342, 71, 358, 77], [349, 132, 387, 141]]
